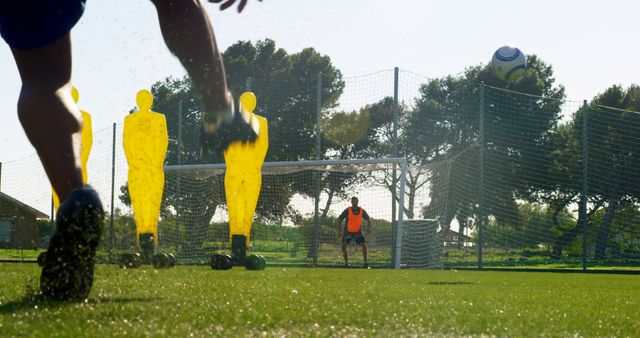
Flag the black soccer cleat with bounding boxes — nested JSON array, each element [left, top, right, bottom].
[[199, 101, 259, 158], [40, 186, 104, 302]]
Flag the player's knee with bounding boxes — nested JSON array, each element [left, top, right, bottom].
[[17, 87, 81, 131]]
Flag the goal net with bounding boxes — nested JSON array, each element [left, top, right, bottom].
[[148, 158, 427, 268]]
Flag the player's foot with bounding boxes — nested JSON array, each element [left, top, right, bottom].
[[199, 98, 259, 157], [40, 186, 104, 301]]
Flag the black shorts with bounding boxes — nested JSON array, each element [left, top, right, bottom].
[[0, 0, 86, 49], [343, 231, 365, 245]]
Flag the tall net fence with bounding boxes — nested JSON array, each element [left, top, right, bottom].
[[1, 69, 640, 271]]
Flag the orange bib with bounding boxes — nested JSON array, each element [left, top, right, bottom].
[[347, 207, 364, 233]]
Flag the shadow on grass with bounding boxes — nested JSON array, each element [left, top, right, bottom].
[[0, 294, 158, 314], [427, 281, 476, 285]]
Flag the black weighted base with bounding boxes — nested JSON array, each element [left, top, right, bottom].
[[167, 253, 177, 267], [152, 253, 171, 269], [119, 253, 142, 269], [210, 253, 233, 270], [245, 254, 266, 270]]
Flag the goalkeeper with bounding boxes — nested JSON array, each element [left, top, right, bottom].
[[337, 197, 373, 268]]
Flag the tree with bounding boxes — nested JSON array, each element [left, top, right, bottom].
[[318, 97, 397, 218], [494, 83, 640, 260], [585, 85, 640, 259], [223, 39, 344, 162], [415, 55, 566, 244]]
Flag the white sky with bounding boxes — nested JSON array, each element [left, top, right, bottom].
[[0, 0, 638, 168]]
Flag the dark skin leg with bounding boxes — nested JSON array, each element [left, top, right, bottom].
[[362, 243, 368, 266], [150, 0, 232, 132], [342, 240, 348, 266], [10, 34, 83, 202]]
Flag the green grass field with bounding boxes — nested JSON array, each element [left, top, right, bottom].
[[1, 263, 639, 337]]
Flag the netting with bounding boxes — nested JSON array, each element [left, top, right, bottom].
[[470, 86, 584, 268], [1, 69, 640, 271]]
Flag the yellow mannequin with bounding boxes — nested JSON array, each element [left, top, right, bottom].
[[224, 92, 269, 250], [123, 90, 168, 247], [52, 86, 93, 210]]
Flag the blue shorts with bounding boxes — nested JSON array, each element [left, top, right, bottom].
[[343, 231, 366, 245], [0, 0, 86, 49]]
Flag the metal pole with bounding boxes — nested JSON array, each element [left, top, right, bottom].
[[176, 101, 183, 252], [478, 85, 485, 269], [391, 67, 399, 264], [392, 67, 399, 158], [312, 72, 322, 266], [581, 100, 588, 271], [109, 123, 116, 256], [316, 73, 322, 160], [393, 158, 407, 269], [178, 101, 183, 165], [50, 198, 54, 236], [245, 77, 252, 92]]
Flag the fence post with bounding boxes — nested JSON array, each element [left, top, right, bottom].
[[478, 84, 485, 269], [391, 67, 399, 265], [175, 101, 183, 253], [245, 77, 252, 92], [581, 100, 589, 271], [393, 158, 407, 269], [50, 198, 54, 239], [312, 72, 322, 266], [109, 123, 116, 256]]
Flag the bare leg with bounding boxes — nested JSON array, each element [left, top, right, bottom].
[[341, 241, 348, 266], [362, 243, 368, 267], [10, 34, 83, 202], [151, 0, 232, 131]]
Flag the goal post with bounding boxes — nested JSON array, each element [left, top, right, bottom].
[[162, 157, 408, 268]]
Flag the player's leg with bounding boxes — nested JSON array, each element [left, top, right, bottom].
[[150, 0, 258, 155], [362, 243, 369, 268], [16, 37, 107, 299], [355, 232, 368, 268], [341, 236, 349, 267], [150, 0, 231, 123], [3, 0, 103, 301], [11, 35, 83, 201], [13, 34, 102, 301]]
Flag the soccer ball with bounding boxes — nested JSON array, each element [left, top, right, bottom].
[[491, 46, 526, 81]]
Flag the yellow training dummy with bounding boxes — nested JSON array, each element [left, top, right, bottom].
[[123, 90, 168, 257], [52, 86, 93, 211], [224, 92, 269, 264]]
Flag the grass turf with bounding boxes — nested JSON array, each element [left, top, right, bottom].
[[1, 263, 639, 336]]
